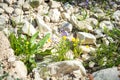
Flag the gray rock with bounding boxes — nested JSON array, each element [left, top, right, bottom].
[[70, 15, 95, 31], [17, 0, 24, 6], [61, 12, 70, 21], [94, 29, 105, 38], [49, 9, 60, 22], [93, 67, 119, 80], [112, 10, 120, 21], [4, 7, 14, 14], [22, 20, 37, 36], [77, 32, 96, 44], [61, 21, 73, 32], [99, 21, 114, 30], [41, 60, 86, 79], [36, 15, 52, 32]]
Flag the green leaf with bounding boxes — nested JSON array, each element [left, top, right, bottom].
[[30, 32, 39, 43], [37, 33, 50, 49]]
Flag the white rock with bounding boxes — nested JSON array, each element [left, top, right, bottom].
[[0, 8, 4, 14], [70, 15, 93, 31], [9, 61, 27, 79], [112, 10, 120, 21], [22, 2, 30, 11], [89, 61, 95, 68], [49, 0, 61, 8], [5, 0, 15, 5], [0, 49, 14, 61], [0, 3, 8, 9], [11, 15, 24, 24], [77, 32, 96, 44], [22, 20, 37, 36], [14, 8, 23, 15], [4, 7, 14, 14], [8, 56, 16, 62], [0, 31, 10, 51], [61, 21, 73, 32], [46, 60, 86, 77], [63, 2, 74, 14], [17, 0, 24, 6], [61, 12, 70, 20], [79, 46, 96, 54], [102, 37, 109, 46], [94, 29, 105, 38], [36, 15, 52, 32], [0, 16, 6, 30], [82, 54, 90, 61], [99, 21, 114, 30], [49, 9, 60, 22], [65, 50, 74, 59]]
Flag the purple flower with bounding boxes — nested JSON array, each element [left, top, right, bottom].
[[61, 30, 69, 37]]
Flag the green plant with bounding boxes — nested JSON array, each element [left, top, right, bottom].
[[9, 32, 51, 72], [53, 36, 71, 61], [84, 28, 120, 71]]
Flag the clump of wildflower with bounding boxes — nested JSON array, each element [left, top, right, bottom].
[[86, 45, 90, 48], [47, 38, 52, 42]]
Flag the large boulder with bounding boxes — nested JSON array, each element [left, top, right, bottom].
[[40, 60, 87, 80], [93, 67, 120, 80]]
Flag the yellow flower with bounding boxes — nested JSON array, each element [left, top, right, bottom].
[[72, 37, 76, 42], [75, 38, 79, 42], [63, 36, 67, 40], [86, 45, 90, 48], [48, 38, 52, 42], [26, 41, 29, 45]]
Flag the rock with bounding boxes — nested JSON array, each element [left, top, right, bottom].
[[49, 0, 61, 8], [92, 67, 119, 80], [79, 45, 96, 54], [0, 31, 10, 51], [17, 0, 24, 6], [44, 16, 50, 22], [61, 21, 73, 32], [29, 0, 40, 8], [0, 49, 14, 61], [0, 3, 8, 9], [112, 10, 120, 21], [44, 60, 86, 79], [102, 37, 109, 46], [70, 15, 94, 31], [5, 0, 15, 5], [63, 2, 74, 14], [0, 15, 6, 30], [77, 32, 96, 44], [61, 12, 70, 21], [99, 21, 114, 30], [82, 53, 90, 61], [22, 2, 30, 11], [9, 61, 27, 79], [14, 8, 23, 15], [22, 20, 37, 36], [65, 50, 74, 59], [10, 15, 24, 24], [36, 15, 52, 32], [49, 9, 60, 22], [4, 7, 14, 14], [0, 8, 4, 14], [94, 29, 105, 38]]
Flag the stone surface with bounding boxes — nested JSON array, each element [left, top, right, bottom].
[[36, 15, 52, 32], [44, 60, 86, 79], [61, 21, 73, 32], [77, 32, 96, 44], [9, 61, 27, 79], [14, 8, 23, 15], [93, 67, 119, 80], [22, 20, 37, 36], [4, 7, 14, 14], [112, 10, 120, 21], [99, 21, 114, 30], [49, 0, 61, 8], [0, 31, 10, 51], [49, 9, 60, 22]]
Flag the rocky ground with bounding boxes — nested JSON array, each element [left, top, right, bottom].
[[0, 0, 120, 80]]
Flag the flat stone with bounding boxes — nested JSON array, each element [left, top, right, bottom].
[[4, 7, 14, 14], [77, 32, 96, 44], [93, 67, 119, 80]]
